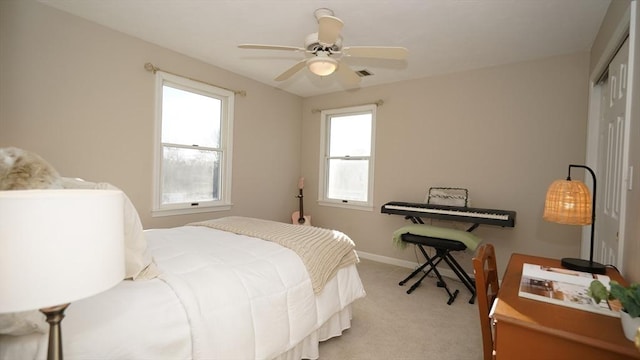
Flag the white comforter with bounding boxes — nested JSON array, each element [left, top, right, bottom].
[[0, 225, 366, 360]]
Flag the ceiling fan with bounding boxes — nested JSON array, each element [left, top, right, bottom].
[[238, 8, 408, 86]]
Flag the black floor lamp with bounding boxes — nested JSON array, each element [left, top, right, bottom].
[[543, 164, 606, 274]]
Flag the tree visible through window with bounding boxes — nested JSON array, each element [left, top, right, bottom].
[[153, 72, 234, 216], [319, 104, 376, 209]]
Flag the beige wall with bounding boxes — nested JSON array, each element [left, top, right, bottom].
[[301, 52, 591, 275], [590, 0, 632, 76], [0, 0, 303, 229], [3, 0, 637, 280]]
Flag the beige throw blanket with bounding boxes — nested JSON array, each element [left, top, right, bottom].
[[189, 216, 359, 293]]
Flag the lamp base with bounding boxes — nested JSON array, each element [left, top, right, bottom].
[[561, 257, 606, 275], [41, 303, 69, 360]]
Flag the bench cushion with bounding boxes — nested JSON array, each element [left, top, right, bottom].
[[393, 224, 481, 251]]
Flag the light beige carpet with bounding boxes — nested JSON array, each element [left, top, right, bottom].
[[318, 258, 484, 360]]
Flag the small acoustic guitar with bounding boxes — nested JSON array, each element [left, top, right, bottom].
[[291, 177, 311, 226]]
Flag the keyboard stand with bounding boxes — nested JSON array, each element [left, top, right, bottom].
[[387, 188, 511, 305]]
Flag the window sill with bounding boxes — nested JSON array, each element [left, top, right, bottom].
[[152, 204, 232, 217], [318, 200, 373, 212]]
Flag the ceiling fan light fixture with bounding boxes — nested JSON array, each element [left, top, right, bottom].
[[307, 56, 338, 76]]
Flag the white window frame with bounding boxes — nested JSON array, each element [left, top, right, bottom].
[[152, 71, 234, 217], [318, 104, 376, 211]]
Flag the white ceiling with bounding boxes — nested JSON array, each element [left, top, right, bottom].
[[39, 0, 611, 98]]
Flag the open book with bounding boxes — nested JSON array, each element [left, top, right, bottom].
[[518, 263, 621, 318]]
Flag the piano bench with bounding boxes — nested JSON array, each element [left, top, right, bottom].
[[394, 225, 479, 305], [401, 234, 467, 251]]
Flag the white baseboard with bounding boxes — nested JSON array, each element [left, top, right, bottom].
[[356, 250, 472, 284], [356, 251, 416, 268]]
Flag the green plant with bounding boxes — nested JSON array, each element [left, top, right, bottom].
[[589, 280, 640, 318]]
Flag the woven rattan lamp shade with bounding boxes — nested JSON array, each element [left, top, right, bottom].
[[543, 179, 592, 225]]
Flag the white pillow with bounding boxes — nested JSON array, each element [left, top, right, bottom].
[[0, 311, 47, 336], [61, 177, 160, 281]]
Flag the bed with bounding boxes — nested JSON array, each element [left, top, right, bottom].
[[0, 216, 366, 360], [0, 147, 365, 359]]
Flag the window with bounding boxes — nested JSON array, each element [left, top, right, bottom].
[[319, 104, 376, 210], [153, 71, 234, 216]]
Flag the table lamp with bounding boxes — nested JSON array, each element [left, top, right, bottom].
[[543, 164, 606, 274], [0, 189, 125, 360]]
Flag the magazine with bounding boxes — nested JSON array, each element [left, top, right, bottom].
[[518, 263, 621, 318]]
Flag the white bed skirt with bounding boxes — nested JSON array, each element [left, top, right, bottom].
[[275, 305, 353, 360]]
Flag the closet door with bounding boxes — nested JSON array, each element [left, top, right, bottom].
[[595, 38, 629, 267]]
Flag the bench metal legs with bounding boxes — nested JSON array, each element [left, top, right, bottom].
[[399, 244, 476, 305]]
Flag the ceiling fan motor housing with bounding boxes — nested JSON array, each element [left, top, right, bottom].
[[314, 8, 335, 20], [305, 33, 342, 53]]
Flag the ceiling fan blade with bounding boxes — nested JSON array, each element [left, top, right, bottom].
[[238, 44, 305, 52], [317, 15, 344, 45], [274, 59, 307, 81], [343, 46, 409, 60], [336, 62, 361, 86]]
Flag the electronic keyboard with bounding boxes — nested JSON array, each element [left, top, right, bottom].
[[381, 201, 516, 228]]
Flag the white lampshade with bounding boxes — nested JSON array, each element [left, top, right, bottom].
[[0, 189, 125, 313], [308, 55, 338, 76]]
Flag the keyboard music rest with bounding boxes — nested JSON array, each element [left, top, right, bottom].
[[381, 201, 516, 228]]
